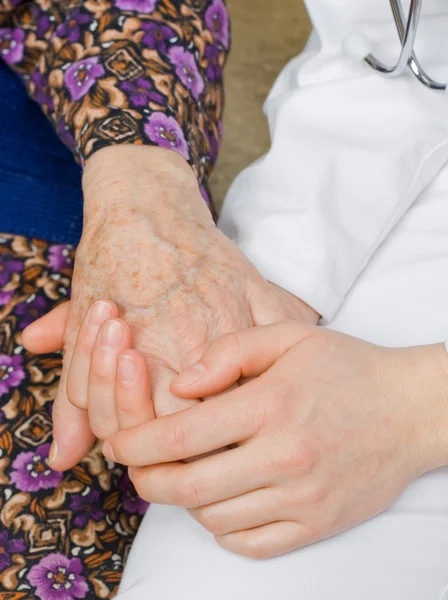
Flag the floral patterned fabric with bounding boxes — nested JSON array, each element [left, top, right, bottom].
[[0, 0, 229, 197], [0, 234, 148, 599]]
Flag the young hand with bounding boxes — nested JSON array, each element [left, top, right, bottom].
[[102, 322, 448, 559], [23, 266, 318, 471]]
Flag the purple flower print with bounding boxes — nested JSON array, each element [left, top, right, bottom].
[[0, 354, 25, 398], [119, 473, 149, 515], [0, 291, 13, 305], [11, 444, 63, 492], [65, 57, 105, 102], [168, 46, 204, 100], [141, 20, 176, 54], [28, 554, 88, 600], [144, 112, 189, 160], [48, 245, 74, 271], [120, 77, 165, 107], [205, 0, 229, 49], [0, 256, 22, 287], [114, 0, 158, 13], [0, 28, 25, 65], [31, 72, 55, 112], [56, 10, 91, 44], [33, 6, 52, 38], [0, 531, 26, 571], [70, 490, 105, 529], [204, 42, 222, 82], [15, 294, 48, 329]]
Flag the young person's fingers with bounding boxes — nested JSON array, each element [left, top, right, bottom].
[[88, 318, 132, 440], [127, 445, 269, 507], [102, 388, 261, 467], [215, 520, 309, 560], [189, 487, 287, 536], [66, 300, 118, 410], [21, 301, 70, 353], [171, 321, 313, 398], [116, 349, 155, 429]]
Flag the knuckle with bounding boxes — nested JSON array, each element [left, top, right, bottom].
[[90, 365, 114, 387], [216, 331, 240, 360], [299, 478, 331, 509], [298, 519, 328, 546], [77, 329, 97, 355], [116, 400, 138, 416], [239, 538, 270, 561], [163, 423, 191, 460], [173, 474, 203, 508], [63, 337, 75, 357], [245, 392, 277, 433], [256, 383, 289, 424], [274, 439, 315, 474], [91, 418, 118, 440], [196, 507, 225, 535]]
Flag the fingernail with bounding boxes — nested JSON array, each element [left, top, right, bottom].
[[88, 300, 112, 327], [100, 320, 124, 349], [48, 441, 58, 466], [173, 362, 206, 386], [118, 354, 137, 386], [102, 440, 117, 462], [128, 467, 133, 481]]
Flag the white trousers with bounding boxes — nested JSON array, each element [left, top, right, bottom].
[[116, 165, 448, 599]]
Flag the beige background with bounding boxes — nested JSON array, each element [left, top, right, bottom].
[[209, 0, 311, 208]]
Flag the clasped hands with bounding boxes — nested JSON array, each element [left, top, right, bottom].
[[21, 146, 448, 559], [23, 296, 448, 560]]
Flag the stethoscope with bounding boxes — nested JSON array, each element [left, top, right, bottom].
[[344, 0, 447, 91]]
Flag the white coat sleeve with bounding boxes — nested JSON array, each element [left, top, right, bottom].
[[218, 0, 448, 321]]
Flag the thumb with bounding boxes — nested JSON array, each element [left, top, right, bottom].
[[49, 348, 95, 471], [22, 301, 70, 354], [171, 321, 311, 398], [22, 300, 94, 469]]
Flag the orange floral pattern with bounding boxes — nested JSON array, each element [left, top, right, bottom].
[[0, 234, 147, 599], [0, 0, 229, 200]]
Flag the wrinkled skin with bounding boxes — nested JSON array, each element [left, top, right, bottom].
[[28, 146, 318, 470]]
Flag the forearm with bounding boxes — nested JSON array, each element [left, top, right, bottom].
[[83, 145, 213, 220], [81, 145, 216, 265]]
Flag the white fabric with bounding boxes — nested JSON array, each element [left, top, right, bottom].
[[116, 155, 448, 599], [115, 2, 448, 596], [219, 0, 448, 320]]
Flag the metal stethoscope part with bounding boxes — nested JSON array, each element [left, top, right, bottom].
[[344, 0, 447, 92]]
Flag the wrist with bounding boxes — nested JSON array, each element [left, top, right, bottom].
[[399, 344, 448, 474], [82, 146, 213, 226]]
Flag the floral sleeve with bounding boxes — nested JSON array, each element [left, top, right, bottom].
[[0, 0, 229, 192]]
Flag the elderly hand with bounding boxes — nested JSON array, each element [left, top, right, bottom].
[[22, 145, 318, 471], [101, 322, 448, 559]]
